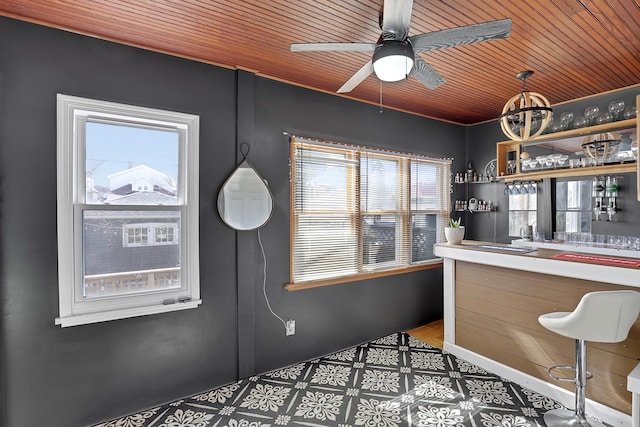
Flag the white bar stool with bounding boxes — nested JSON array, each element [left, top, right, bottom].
[[538, 290, 640, 427]]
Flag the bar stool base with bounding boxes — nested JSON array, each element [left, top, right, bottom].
[[544, 409, 606, 427]]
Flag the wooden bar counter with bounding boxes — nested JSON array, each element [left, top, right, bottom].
[[434, 241, 640, 427]]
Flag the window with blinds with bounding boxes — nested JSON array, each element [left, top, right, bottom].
[[290, 137, 451, 285]]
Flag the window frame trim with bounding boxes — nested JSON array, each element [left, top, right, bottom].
[[56, 94, 201, 327], [288, 137, 450, 288]]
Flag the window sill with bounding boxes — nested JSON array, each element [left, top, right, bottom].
[[285, 261, 443, 291], [55, 299, 202, 327]]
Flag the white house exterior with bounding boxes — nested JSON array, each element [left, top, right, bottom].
[[108, 164, 176, 194]]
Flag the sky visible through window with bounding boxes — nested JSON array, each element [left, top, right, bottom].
[[86, 121, 179, 188]]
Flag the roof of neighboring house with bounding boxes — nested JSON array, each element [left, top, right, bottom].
[[108, 165, 177, 191], [108, 164, 163, 179], [106, 191, 178, 205]]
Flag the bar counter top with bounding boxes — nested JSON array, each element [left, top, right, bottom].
[[434, 240, 640, 288]]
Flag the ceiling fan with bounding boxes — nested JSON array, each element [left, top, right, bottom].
[[291, 0, 512, 93]]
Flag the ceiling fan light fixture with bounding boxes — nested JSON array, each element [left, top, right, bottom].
[[372, 41, 414, 82]]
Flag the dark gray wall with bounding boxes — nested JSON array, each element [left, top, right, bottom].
[[458, 123, 510, 242], [249, 76, 464, 374], [466, 87, 640, 242], [0, 16, 239, 427], [0, 17, 464, 427]]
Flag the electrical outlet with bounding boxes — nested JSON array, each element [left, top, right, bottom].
[[285, 319, 295, 336]]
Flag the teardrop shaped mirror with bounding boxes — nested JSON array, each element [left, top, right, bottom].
[[218, 159, 273, 230]]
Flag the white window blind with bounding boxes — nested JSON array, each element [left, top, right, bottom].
[[291, 137, 451, 284]]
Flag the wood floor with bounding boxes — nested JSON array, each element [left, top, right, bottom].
[[406, 319, 444, 349]]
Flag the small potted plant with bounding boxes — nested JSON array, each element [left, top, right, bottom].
[[444, 218, 465, 244]]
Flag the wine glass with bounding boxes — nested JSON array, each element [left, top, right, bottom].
[[544, 155, 554, 168], [545, 117, 555, 133], [584, 106, 599, 125], [560, 112, 574, 130], [596, 112, 613, 124], [608, 100, 625, 120], [624, 106, 637, 119], [573, 116, 588, 128], [550, 122, 563, 132], [551, 153, 563, 168], [530, 119, 540, 133]]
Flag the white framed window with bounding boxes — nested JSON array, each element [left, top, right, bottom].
[[556, 179, 592, 233], [125, 225, 150, 246], [56, 94, 200, 327], [123, 222, 179, 247], [290, 137, 450, 285], [154, 223, 177, 244], [508, 183, 537, 236]]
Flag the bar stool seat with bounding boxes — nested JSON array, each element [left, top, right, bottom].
[[538, 290, 640, 427]]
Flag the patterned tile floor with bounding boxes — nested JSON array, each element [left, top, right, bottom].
[[96, 332, 569, 427]]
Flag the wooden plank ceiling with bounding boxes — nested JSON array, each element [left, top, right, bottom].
[[1, 0, 638, 124]]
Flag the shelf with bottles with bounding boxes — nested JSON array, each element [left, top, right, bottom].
[[591, 175, 620, 222], [454, 177, 497, 184], [453, 172, 496, 184], [454, 159, 499, 184], [454, 199, 496, 212], [496, 116, 637, 181], [454, 208, 497, 212]]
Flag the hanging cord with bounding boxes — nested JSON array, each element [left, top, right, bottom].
[[520, 75, 529, 93], [257, 228, 287, 331], [240, 143, 250, 160], [379, 80, 383, 113]]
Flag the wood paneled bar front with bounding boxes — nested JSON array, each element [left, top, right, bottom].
[[434, 241, 640, 427]]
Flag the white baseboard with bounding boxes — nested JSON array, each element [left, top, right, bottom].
[[443, 342, 632, 427]]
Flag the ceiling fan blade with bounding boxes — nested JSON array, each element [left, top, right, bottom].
[[410, 57, 446, 90], [409, 18, 512, 53], [337, 60, 374, 93], [291, 43, 375, 52], [381, 0, 413, 40]]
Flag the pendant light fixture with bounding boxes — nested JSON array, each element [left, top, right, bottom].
[[498, 70, 552, 142]]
